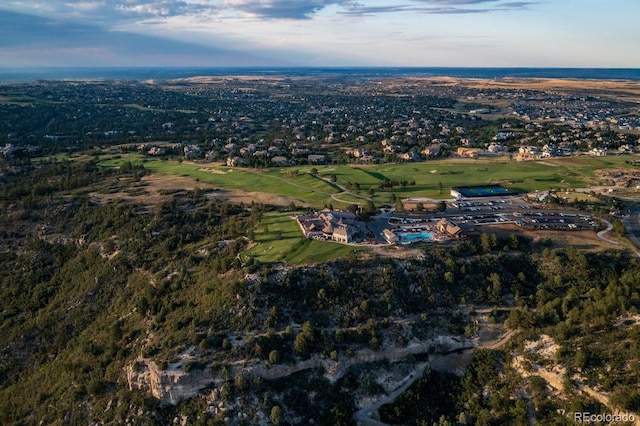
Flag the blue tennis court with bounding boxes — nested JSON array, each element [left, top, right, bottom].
[[452, 185, 517, 198]]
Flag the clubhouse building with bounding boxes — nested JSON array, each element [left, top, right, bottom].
[[296, 209, 358, 243]]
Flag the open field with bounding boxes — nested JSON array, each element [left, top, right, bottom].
[[88, 173, 214, 205], [97, 154, 639, 208], [0, 95, 62, 105], [99, 155, 338, 207], [478, 223, 624, 253], [417, 77, 640, 102], [304, 156, 636, 200], [85, 174, 300, 208], [123, 103, 198, 114], [246, 212, 359, 264]]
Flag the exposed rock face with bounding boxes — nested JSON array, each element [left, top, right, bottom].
[[125, 335, 471, 405], [125, 357, 214, 405], [512, 334, 640, 426]]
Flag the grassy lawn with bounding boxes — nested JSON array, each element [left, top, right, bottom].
[[282, 239, 360, 264], [34, 153, 104, 163], [99, 155, 336, 204], [0, 95, 62, 105], [95, 154, 638, 207], [52, 152, 640, 263], [317, 156, 635, 199], [246, 212, 359, 264]]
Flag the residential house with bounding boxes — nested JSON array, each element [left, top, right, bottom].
[[422, 145, 440, 158], [148, 146, 165, 156], [183, 145, 202, 159], [516, 146, 540, 160], [399, 151, 421, 161], [270, 156, 288, 166], [457, 147, 482, 158], [308, 154, 326, 164], [226, 156, 247, 167], [487, 143, 508, 155]]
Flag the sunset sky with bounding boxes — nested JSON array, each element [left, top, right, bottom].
[[1, 0, 638, 68]]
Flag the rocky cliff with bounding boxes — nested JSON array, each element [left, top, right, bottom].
[[125, 356, 215, 405]]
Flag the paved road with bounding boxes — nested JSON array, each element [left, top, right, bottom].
[[597, 219, 620, 245]]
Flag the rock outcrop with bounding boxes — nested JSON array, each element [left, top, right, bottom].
[[126, 335, 472, 406], [126, 357, 215, 405]]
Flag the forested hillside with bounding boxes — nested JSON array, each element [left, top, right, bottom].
[[1, 157, 640, 425]]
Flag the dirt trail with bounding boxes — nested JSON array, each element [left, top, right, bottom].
[[353, 328, 519, 426]]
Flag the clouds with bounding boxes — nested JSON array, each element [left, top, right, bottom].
[[0, 9, 271, 66], [222, 0, 358, 19], [339, 0, 535, 16], [5, 0, 346, 22], [1, 0, 534, 23], [2, 0, 212, 24], [115, 1, 205, 17], [0, 0, 638, 67]]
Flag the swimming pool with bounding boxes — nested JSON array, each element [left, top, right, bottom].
[[399, 232, 433, 243]]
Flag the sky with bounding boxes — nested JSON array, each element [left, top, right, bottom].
[[0, 0, 638, 68]]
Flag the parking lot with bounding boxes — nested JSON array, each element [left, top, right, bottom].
[[447, 197, 529, 212], [511, 212, 599, 230], [375, 200, 601, 240]]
